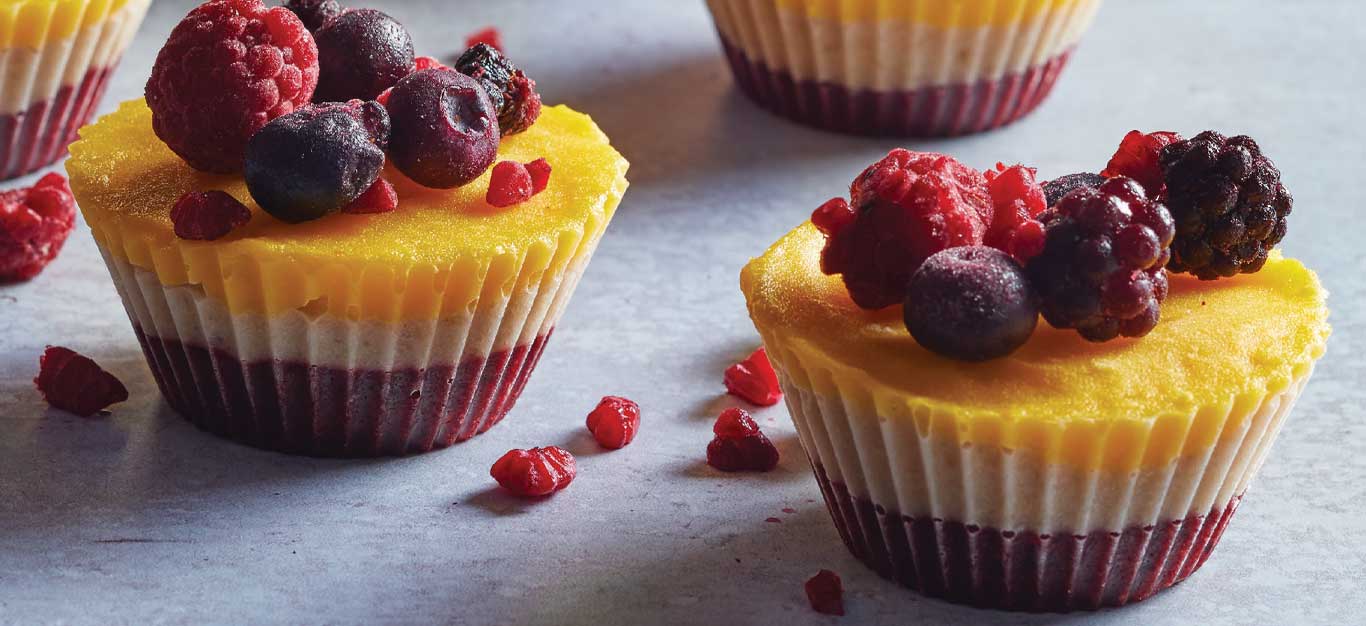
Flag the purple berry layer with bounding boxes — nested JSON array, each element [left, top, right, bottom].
[[1, 66, 115, 180]]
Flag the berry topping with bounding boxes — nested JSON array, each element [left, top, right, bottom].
[[171, 191, 252, 240], [525, 158, 552, 194], [984, 163, 1048, 262], [1027, 177, 1175, 342], [815, 149, 992, 309], [905, 246, 1039, 361], [723, 347, 783, 406], [585, 396, 642, 450], [453, 43, 542, 135], [804, 570, 845, 616], [146, 0, 319, 173], [245, 100, 390, 223], [1102, 130, 1183, 195], [706, 408, 780, 472], [283, 0, 342, 32], [1042, 172, 1106, 208], [313, 9, 414, 102], [0, 173, 75, 283], [1160, 131, 1292, 279], [490, 446, 576, 497], [386, 68, 500, 189], [34, 346, 129, 418], [464, 26, 503, 51], [342, 178, 398, 214], [486, 161, 534, 208]]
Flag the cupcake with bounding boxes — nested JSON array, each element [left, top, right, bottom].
[[1, 0, 151, 180], [65, 1, 629, 457], [740, 142, 1328, 610], [704, 0, 1102, 136]]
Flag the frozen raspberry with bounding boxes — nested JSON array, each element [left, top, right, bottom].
[[284, 0, 342, 32], [1042, 172, 1106, 207], [146, 0, 319, 173], [906, 246, 1039, 361], [1160, 131, 1292, 279], [815, 149, 992, 309], [525, 158, 552, 194], [34, 346, 129, 418], [1102, 130, 1183, 195], [342, 178, 398, 214], [0, 173, 76, 283], [724, 347, 783, 406], [1027, 177, 1175, 342], [706, 408, 780, 472], [485, 161, 534, 208], [805, 570, 845, 616], [245, 100, 389, 223], [585, 396, 641, 449], [313, 9, 414, 102], [171, 191, 252, 240], [387, 68, 500, 189], [465, 27, 503, 51], [490, 446, 576, 497], [984, 163, 1047, 262], [453, 43, 542, 135]]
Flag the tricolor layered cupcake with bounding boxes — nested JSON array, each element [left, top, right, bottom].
[[705, 0, 1101, 136], [1, 0, 150, 179]]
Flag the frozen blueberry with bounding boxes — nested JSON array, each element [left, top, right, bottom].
[[386, 68, 500, 189], [284, 0, 344, 32], [905, 246, 1039, 361], [314, 9, 415, 102], [244, 101, 390, 223]]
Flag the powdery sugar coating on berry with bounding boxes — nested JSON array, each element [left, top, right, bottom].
[[0, 173, 75, 283], [585, 396, 641, 449], [1043, 172, 1106, 208], [816, 149, 992, 309], [723, 347, 783, 406], [34, 346, 129, 418], [171, 191, 252, 241], [984, 163, 1048, 262], [387, 69, 500, 189], [706, 408, 780, 472], [454, 43, 542, 135], [146, 0, 319, 174], [313, 9, 414, 102], [1160, 131, 1292, 280], [804, 570, 845, 616], [1102, 130, 1183, 195], [490, 446, 576, 497], [905, 246, 1039, 361], [284, 0, 343, 32]]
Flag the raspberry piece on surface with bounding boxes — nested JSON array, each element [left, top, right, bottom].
[[146, 0, 320, 173], [490, 446, 576, 497], [525, 158, 552, 194], [453, 43, 542, 135], [586, 396, 641, 449], [1101, 130, 1183, 195], [343, 178, 398, 214], [313, 9, 415, 102], [816, 149, 992, 309], [1160, 131, 1292, 279], [283, 0, 343, 32], [1042, 172, 1106, 208], [723, 347, 783, 406], [983, 163, 1048, 262], [0, 173, 76, 283], [707, 408, 780, 472], [34, 346, 129, 417], [805, 570, 845, 616], [464, 26, 503, 51], [1027, 177, 1175, 342], [171, 191, 252, 240], [486, 161, 534, 208]]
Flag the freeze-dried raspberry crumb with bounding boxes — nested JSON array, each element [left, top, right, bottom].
[[1102, 130, 1183, 195], [34, 346, 129, 417], [490, 446, 576, 497], [805, 570, 845, 616], [171, 191, 252, 241], [983, 163, 1048, 262], [765, 517, 782, 524], [0, 173, 76, 283], [465, 27, 503, 51], [486, 161, 534, 208], [343, 178, 398, 214], [525, 158, 552, 194], [586, 396, 641, 449], [724, 347, 782, 406], [707, 408, 779, 472]]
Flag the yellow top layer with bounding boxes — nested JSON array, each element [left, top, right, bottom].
[[771, 0, 1094, 27], [742, 223, 1330, 469], [0, 0, 131, 47], [68, 99, 630, 323]]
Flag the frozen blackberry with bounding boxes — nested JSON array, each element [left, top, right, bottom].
[[454, 43, 542, 135], [1042, 172, 1105, 208], [905, 246, 1039, 361], [1159, 131, 1292, 279], [284, 0, 343, 32], [1026, 177, 1175, 342], [313, 9, 414, 102]]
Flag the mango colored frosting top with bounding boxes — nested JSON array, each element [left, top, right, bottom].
[[68, 99, 630, 323], [771, 0, 1093, 27], [742, 223, 1330, 455], [0, 0, 133, 47]]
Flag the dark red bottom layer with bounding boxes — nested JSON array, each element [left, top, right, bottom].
[[1, 65, 115, 180], [813, 464, 1241, 611], [719, 38, 1072, 137], [133, 327, 553, 457]]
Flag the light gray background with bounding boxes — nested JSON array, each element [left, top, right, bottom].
[[2, 1, 1363, 625]]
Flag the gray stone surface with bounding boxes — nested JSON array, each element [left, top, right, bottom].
[[2, 1, 1363, 624]]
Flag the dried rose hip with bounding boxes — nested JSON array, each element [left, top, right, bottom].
[[724, 347, 782, 407], [490, 446, 576, 497], [586, 396, 641, 449], [486, 160, 534, 208], [465, 26, 503, 51], [171, 191, 252, 241], [525, 158, 552, 194], [343, 178, 398, 214], [706, 408, 779, 472], [805, 570, 845, 616], [34, 346, 129, 417]]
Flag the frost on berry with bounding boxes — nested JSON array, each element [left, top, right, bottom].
[[314, 9, 415, 102], [171, 191, 252, 241], [490, 446, 576, 497], [983, 163, 1048, 262], [34, 346, 129, 417], [723, 347, 782, 406], [585, 396, 641, 449], [805, 570, 845, 616], [0, 173, 76, 283], [1101, 130, 1183, 195], [486, 161, 534, 208], [706, 408, 779, 472]]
